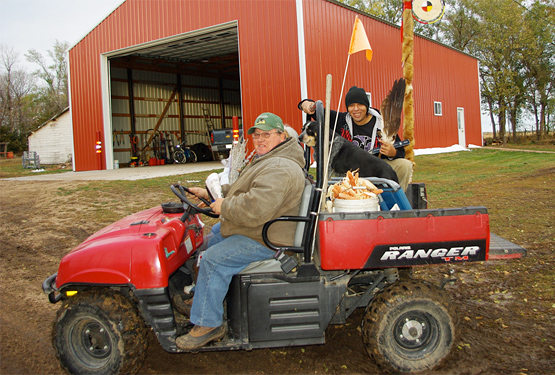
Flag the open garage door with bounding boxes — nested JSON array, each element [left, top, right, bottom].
[[104, 22, 240, 168]]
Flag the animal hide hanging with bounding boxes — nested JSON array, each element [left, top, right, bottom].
[[380, 78, 406, 145]]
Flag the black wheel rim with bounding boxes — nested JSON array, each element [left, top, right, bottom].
[[393, 311, 439, 358], [68, 317, 112, 368], [189, 151, 197, 162], [174, 150, 185, 164]]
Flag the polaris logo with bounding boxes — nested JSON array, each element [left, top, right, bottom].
[[380, 245, 481, 262]]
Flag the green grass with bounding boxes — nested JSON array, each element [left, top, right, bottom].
[[6, 148, 550, 207], [0, 157, 72, 178], [413, 148, 554, 199], [416, 148, 552, 179], [487, 143, 555, 152], [3, 148, 553, 212], [45, 171, 219, 225], [404, 149, 554, 250]]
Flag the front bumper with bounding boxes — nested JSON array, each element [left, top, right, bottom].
[[42, 273, 63, 303]]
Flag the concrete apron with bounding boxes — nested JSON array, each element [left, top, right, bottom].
[[3, 161, 224, 181]]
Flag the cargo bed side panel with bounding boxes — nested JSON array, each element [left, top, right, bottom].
[[318, 207, 489, 270]]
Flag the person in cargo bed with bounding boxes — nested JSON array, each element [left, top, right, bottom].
[[298, 85, 413, 191], [175, 112, 306, 350]]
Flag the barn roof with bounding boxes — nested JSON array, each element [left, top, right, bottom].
[[35, 107, 70, 132]]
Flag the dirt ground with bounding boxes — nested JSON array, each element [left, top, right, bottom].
[[1, 154, 554, 375]]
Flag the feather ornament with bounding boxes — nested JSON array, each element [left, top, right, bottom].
[[380, 78, 406, 145]]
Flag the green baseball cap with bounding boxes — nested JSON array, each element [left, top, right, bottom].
[[247, 112, 284, 134]]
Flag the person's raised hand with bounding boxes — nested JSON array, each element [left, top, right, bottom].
[[301, 100, 316, 115], [379, 141, 396, 158]]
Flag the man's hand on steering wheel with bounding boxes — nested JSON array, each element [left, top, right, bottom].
[[210, 198, 224, 215], [170, 184, 219, 218], [185, 187, 211, 205]]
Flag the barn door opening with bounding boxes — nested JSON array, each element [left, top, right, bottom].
[[102, 22, 240, 169]]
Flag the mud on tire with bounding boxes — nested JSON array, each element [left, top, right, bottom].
[[52, 290, 148, 375], [362, 280, 458, 373]]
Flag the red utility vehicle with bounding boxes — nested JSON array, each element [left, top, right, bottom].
[[43, 102, 525, 374]]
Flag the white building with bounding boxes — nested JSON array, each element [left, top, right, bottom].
[[28, 107, 73, 165]]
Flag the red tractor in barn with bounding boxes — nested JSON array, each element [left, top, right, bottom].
[[43, 102, 525, 374]]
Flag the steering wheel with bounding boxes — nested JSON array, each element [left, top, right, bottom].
[[170, 184, 219, 218]]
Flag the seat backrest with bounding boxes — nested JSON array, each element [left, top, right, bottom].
[[293, 183, 315, 247], [241, 183, 315, 275]]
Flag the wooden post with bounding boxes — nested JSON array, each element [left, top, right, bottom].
[[177, 74, 185, 142], [127, 68, 137, 158], [402, 2, 415, 162]]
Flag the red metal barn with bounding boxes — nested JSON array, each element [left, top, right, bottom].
[[68, 0, 481, 171]]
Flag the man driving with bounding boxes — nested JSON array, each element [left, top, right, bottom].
[[175, 112, 306, 350]]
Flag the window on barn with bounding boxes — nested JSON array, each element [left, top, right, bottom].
[[434, 101, 442, 116]]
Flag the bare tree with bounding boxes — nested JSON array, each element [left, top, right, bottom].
[[25, 40, 69, 121], [1, 45, 35, 131], [339, 0, 555, 141], [521, 0, 555, 140], [0, 45, 37, 150], [0, 45, 19, 130]]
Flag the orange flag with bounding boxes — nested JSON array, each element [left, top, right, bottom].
[[348, 16, 373, 61]]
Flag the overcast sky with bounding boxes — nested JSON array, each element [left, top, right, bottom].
[[0, 0, 124, 70]]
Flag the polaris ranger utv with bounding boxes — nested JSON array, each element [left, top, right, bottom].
[[43, 102, 525, 374]]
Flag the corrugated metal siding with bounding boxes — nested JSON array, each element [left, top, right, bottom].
[[302, 0, 482, 150], [109, 67, 242, 165], [69, 38, 106, 170], [69, 0, 301, 171], [413, 39, 481, 148], [70, 0, 480, 170]]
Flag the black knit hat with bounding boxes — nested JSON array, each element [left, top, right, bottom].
[[345, 86, 369, 109]]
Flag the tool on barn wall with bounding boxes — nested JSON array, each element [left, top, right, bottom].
[[136, 87, 179, 165], [159, 131, 167, 162], [161, 132, 169, 164], [203, 107, 217, 160], [145, 128, 162, 161], [154, 132, 161, 159], [129, 134, 140, 167], [140, 132, 148, 164], [113, 130, 124, 147], [145, 129, 164, 166], [129, 135, 138, 155], [164, 131, 175, 164]]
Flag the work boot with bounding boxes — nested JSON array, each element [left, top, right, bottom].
[[176, 325, 225, 350]]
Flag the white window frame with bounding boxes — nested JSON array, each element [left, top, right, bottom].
[[434, 101, 443, 116]]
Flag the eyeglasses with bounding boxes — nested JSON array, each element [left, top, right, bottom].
[[252, 131, 279, 139]]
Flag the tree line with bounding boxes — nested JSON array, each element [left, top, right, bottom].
[[1, 1, 554, 154], [342, 0, 554, 142], [0, 41, 69, 153]]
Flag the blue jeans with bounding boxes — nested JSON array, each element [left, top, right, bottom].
[[190, 223, 275, 327]]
